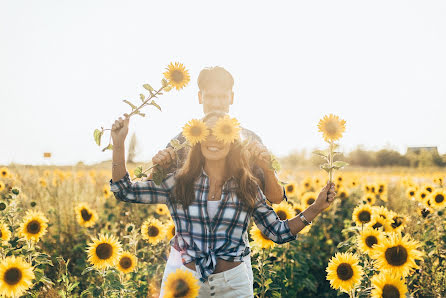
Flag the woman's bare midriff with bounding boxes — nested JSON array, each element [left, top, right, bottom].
[[184, 259, 242, 273]]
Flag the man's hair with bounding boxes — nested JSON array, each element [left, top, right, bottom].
[[197, 66, 234, 91]]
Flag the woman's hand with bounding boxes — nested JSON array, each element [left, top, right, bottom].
[[111, 113, 130, 145], [313, 182, 336, 212]]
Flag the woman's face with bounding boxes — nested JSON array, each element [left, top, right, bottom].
[[200, 134, 231, 161]]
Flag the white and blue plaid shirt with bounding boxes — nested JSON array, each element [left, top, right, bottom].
[[109, 169, 297, 282]]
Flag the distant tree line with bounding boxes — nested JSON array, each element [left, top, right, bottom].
[[280, 146, 446, 168]]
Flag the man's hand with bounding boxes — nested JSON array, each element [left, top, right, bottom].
[[152, 148, 176, 169], [244, 141, 272, 171]]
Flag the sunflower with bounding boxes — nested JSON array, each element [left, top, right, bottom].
[[116, 251, 137, 274], [163, 268, 200, 298], [18, 210, 49, 242], [155, 204, 170, 216], [285, 182, 298, 198], [212, 115, 241, 144], [352, 204, 373, 226], [0, 223, 11, 244], [182, 119, 210, 146], [389, 213, 406, 234], [75, 203, 98, 228], [417, 190, 429, 203], [292, 203, 305, 217], [0, 167, 10, 179], [433, 175, 444, 187], [371, 273, 407, 298], [370, 233, 423, 277], [302, 177, 313, 190], [417, 207, 432, 219], [163, 62, 190, 91], [362, 193, 376, 205], [372, 206, 391, 221], [302, 192, 317, 208], [423, 184, 434, 193], [326, 252, 363, 293], [272, 201, 294, 220], [0, 181, 5, 192], [166, 221, 176, 240], [38, 178, 47, 187], [141, 218, 165, 244], [250, 225, 275, 249], [366, 216, 391, 233], [0, 256, 35, 297], [317, 114, 346, 142], [357, 228, 385, 256], [86, 234, 122, 269], [429, 189, 446, 210], [406, 187, 417, 198], [337, 187, 349, 199], [102, 185, 112, 198]]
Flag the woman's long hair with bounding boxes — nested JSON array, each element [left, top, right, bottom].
[[172, 140, 261, 209]]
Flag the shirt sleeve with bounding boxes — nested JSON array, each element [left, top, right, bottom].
[[109, 171, 174, 204], [252, 186, 297, 244]]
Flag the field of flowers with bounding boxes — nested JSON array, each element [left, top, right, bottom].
[[0, 164, 445, 297]]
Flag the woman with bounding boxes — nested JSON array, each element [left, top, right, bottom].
[[110, 113, 336, 297]]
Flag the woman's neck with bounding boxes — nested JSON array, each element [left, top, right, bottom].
[[204, 158, 227, 182]]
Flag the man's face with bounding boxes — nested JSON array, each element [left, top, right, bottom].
[[198, 83, 234, 115]]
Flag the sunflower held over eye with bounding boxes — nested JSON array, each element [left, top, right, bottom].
[[273, 201, 294, 220], [75, 203, 98, 228], [163, 62, 190, 91], [155, 204, 170, 216], [370, 272, 407, 298], [116, 251, 137, 274], [284, 182, 298, 198], [357, 228, 385, 256], [86, 234, 122, 270], [326, 252, 363, 293], [18, 210, 49, 242], [182, 119, 209, 146], [429, 189, 446, 210], [352, 204, 373, 226], [0, 222, 11, 244], [141, 218, 166, 244], [166, 221, 176, 240], [317, 114, 346, 142], [302, 192, 317, 208], [370, 233, 424, 277], [0, 255, 35, 297], [163, 268, 200, 298], [250, 225, 275, 249], [212, 115, 241, 144]]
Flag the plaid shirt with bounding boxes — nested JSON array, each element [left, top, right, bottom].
[[109, 170, 297, 282]]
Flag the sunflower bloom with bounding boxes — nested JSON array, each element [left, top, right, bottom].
[[141, 218, 166, 244], [284, 182, 298, 198], [212, 115, 241, 144], [366, 216, 392, 233], [250, 225, 275, 249], [0, 223, 11, 244], [357, 228, 385, 256], [18, 210, 49, 242], [273, 201, 294, 220], [370, 233, 424, 277], [75, 203, 98, 228], [429, 189, 446, 210], [0, 256, 35, 297], [163, 268, 200, 298], [317, 114, 346, 142], [166, 221, 176, 240], [182, 119, 210, 146], [0, 167, 10, 179], [352, 205, 373, 226], [370, 272, 407, 298], [292, 202, 305, 217], [302, 192, 317, 208], [155, 204, 170, 216], [163, 62, 190, 91], [117, 251, 137, 274], [86, 234, 122, 270], [326, 252, 363, 293], [102, 185, 112, 198]]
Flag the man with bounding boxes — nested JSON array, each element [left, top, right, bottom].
[[153, 66, 286, 297]]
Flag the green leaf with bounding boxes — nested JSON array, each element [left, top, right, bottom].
[[150, 101, 162, 111], [270, 154, 281, 172], [320, 163, 333, 172], [143, 84, 154, 92], [152, 166, 165, 185], [312, 149, 329, 158], [161, 78, 169, 87], [136, 110, 146, 117], [332, 161, 349, 169], [102, 143, 113, 152], [123, 100, 137, 110], [93, 129, 103, 146], [134, 166, 147, 178], [139, 94, 145, 102]]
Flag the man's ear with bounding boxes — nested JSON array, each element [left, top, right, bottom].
[[198, 91, 203, 104], [230, 91, 234, 105]]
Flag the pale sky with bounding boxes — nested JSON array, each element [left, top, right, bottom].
[[1, 0, 445, 166]]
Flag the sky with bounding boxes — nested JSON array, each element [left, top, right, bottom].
[[1, 0, 445, 166]]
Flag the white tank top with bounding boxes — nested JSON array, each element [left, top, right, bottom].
[[207, 200, 220, 220]]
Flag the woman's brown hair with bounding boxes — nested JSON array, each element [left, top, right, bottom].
[[172, 139, 261, 209]]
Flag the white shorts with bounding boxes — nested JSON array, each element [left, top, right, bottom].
[[159, 246, 253, 297]]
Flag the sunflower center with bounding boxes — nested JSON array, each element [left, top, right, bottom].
[[81, 209, 92, 221], [324, 121, 339, 136], [4, 267, 22, 285], [221, 125, 232, 135], [171, 226, 176, 236], [421, 193, 426, 199], [409, 191, 415, 196], [277, 210, 287, 220], [382, 284, 400, 298], [372, 222, 384, 230], [367, 197, 372, 203], [1, 171, 6, 176], [286, 185, 294, 193], [307, 198, 315, 205], [340, 192, 346, 198], [27, 220, 41, 234], [365, 235, 378, 248], [148, 226, 160, 237], [119, 256, 132, 269], [435, 194, 444, 203], [426, 187, 432, 192], [96, 243, 113, 260], [385, 245, 408, 266], [358, 211, 371, 223], [336, 263, 354, 281], [391, 217, 403, 228], [190, 126, 202, 137], [173, 278, 190, 297], [421, 208, 430, 218], [295, 208, 302, 215], [304, 183, 310, 187], [171, 70, 184, 83], [0, 231, 2, 238]]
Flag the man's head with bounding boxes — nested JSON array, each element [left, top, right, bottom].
[[197, 66, 234, 115]]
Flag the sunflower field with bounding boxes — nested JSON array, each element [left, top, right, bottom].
[[0, 164, 445, 297]]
